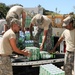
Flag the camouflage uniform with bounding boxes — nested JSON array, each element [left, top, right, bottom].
[[6, 13, 19, 27], [33, 23, 53, 51], [0, 56, 13, 75], [6, 6, 25, 45], [64, 51, 74, 75]]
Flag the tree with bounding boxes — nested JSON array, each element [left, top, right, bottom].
[[0, 3, 10, 19], [43, 8, 56, 15]]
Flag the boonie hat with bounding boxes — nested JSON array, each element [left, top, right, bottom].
[[62, 15, 73, 26]]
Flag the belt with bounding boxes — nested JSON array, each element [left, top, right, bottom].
[[0, 54, 10, 57]]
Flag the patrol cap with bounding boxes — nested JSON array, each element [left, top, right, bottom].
[[62, 15, 73, 26], [10, 18, 21, 26]]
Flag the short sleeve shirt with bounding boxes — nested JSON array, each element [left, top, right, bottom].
[[61, 29, 75, 52], [31, 14, 51, 30], [0, 29, 16, 55], [6, 6, 26, 19]]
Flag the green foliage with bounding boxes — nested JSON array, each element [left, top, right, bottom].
[[0, 3, 10, 19], [9, 4, 23, 8], [43, 8, 54, 15], [43, 8, 60, 15]]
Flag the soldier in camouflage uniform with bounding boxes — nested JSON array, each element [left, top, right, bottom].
[[0, 19, 31, 75], [30, 14, 53, 51], [6, 5, 26, 45], [51, 15, 75, 75], [6, 5, 26, 31]]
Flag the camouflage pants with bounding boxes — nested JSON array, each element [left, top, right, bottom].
[[0, 56, 13, 75], [64, 51, 74, 75], [33, 23, 52, 51]]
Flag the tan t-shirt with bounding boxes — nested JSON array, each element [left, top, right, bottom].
[[6, 5, 26, 19], [31, 14, 51, 30], [61, 29, 75, 52], [0, 29, 16, 55]]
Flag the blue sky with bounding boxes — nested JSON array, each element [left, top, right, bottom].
[[0, 0, 75, 14]]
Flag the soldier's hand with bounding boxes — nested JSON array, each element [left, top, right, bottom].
[[22, 49, 31, 57], [48, 49, 55, 54], [40, 45, 43, 51]]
